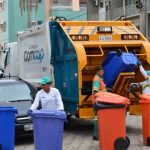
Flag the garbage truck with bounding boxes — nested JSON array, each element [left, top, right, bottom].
[[4, 23, 54, 88], [4, 20, 150, 119], [49, 20, 150, 118]]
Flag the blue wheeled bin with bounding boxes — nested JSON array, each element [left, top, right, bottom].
[[102, 51, 138, 88], [30, 110, 67, 150], [0, 107, 17, 150]]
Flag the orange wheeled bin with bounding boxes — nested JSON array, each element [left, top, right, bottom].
[[139, 94, 150, 146], [94, 92, 130, 150]]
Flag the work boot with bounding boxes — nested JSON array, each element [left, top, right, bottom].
[[93, 117, 98, 141]]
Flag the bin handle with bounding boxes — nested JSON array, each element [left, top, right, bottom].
[[94, 102, 125, 110]]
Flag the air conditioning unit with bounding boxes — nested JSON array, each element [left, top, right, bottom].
[[31, 21, 37, 26], [53, 0, 58, 3], [31, 21, 43, 26], [0, 2, 3, 8], [32, 0, 38, 5], [94, 0, 99, 7], [0, 22, 6, 31], [99, 2, 104, 8]]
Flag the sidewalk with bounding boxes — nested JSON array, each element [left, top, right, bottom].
[[63, 114, 150, 150], [126, 114, 150, 150], [15, 113, 150, 150]]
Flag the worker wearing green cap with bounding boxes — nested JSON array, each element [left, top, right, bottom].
[[28, 76, 64, 113]]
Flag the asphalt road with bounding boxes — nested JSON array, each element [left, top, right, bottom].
[[15, 114, 150, 150]]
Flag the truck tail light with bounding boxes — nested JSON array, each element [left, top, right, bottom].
[[121, 34, 140, 40], [70, 35, 89, 41]]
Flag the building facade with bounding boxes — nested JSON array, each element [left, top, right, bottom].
[[0, 0, 44, 67], [51, 0, 87, 20], [0, 0, 87, 67], [89, 0, 150, 40], [110, 0, 150, 40]]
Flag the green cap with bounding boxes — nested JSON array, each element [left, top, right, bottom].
[[39, 76, 52, 85], [96, 66, 103, 71], [146, 70, 150, 76]]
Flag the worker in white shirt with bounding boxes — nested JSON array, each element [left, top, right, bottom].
[[27, 76, 64, 114], [138, 65, 150, 94], [131, 65, 150, 94]]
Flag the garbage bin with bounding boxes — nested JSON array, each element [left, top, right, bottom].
[[139, 94, 150, 146], [30, 110, 67, 150], [94, 92, 130, 150], [0, 107, 17, 150]]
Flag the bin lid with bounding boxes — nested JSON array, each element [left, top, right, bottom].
[[31, 110, 67, 120], [0, 107, 17, 113], [140, 94, 150, 100], [139, 94, 150, 103], [95, 92, 130, 105]]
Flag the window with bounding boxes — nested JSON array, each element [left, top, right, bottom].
[[125, 0, 134, 6], [0, 82, 32, 102]]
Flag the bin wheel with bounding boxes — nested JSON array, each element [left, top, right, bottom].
[[126, 136, 130, 146], [147, 137, 150, 146], [114, 137, 129, 150], [0, 144, 2, 150]]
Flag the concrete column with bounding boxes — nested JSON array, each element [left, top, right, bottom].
[[45, 0, 52, 21], [123, 0, 126, 17], [87, 0, 98, 20]]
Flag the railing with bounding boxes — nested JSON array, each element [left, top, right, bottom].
[[111, 3, 150, 20], [52, 6, 87, 20], [111, 4, 138, 19], [125, 4, 138, 17], [111, 7, 124, 20]]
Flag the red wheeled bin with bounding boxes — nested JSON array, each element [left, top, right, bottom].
[[94, 92, 130, 150], [139, 94, 150, 146]]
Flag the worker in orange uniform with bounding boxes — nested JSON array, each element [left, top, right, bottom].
[[92, 66, 106, 140]]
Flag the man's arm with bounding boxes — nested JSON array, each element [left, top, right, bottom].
[[93, 80, 101, 94], [139, 65, 148, 80], [56, 89, 64, 110], [30, 92, 40, 110]]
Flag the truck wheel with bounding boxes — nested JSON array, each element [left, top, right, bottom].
[[114, 137, 129, 150]]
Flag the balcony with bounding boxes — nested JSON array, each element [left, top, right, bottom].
[[111, 2, 150, 20], [111, 6, 124, 20], [125, 4, 138, 17]]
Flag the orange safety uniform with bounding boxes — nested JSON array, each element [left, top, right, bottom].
[[92, 74, 106, 103]]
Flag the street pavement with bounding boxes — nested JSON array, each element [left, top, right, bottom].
[[15, 114, 150, 150]]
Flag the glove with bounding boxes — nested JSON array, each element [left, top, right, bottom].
[[130, 83, 138, 88], [137, 60, 141, 66], [27, 109, 33, 115]]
